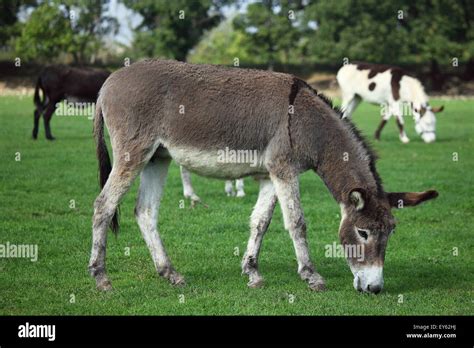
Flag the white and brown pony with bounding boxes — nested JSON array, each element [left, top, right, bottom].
[[337, 62, 444, 143]]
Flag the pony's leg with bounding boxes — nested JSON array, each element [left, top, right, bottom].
[[225, 180, 234, 196], [42, 100, 58, 140], [341, 94, 361, 119], [270, 174, 326, 291], [242, 179, 277, 288], [89, 164, 139, 291], [180, 166, 201, 205], [375, 107, 392, 140], [235, 179, 245, 197], [395, 114, 409, 143], [135, 157, 184, 285]]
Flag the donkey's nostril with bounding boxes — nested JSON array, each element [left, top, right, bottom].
[[368, 284, 382, 294]]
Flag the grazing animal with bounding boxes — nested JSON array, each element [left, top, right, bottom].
[[225, 179, 245, 197], [180, 165, 245, 202], [337, 62, 444, 143], [33, 65, 110, 140], [89, 59, 438, 294]]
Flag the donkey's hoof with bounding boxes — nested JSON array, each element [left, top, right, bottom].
[[309, 281, 326, 292], [169, 273, 186, 286], [247, 277, 264, 288], [46, 136, 56, 141], [308, 275, 326, 292], [189, 195, 208, 209], [96, 279, 113, 291], [236, 191, 246, 198]]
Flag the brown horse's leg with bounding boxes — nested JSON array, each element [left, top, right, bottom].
[[32, 108, 42, 139], [42, 101, 57, 140]]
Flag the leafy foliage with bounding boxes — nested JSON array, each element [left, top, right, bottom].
[[233, 0, 306, 69], [15, 0, 118, 64], [122, 0, 229, 61], [302, 0, 474, 69], [0, 0, 37, 47], [188, 18, 256, 65]]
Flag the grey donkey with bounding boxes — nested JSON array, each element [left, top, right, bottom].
[[89, 59, 438, 293]]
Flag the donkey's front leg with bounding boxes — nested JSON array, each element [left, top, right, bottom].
[[242, 179, 277, 288], [270, 174, 326, 291]]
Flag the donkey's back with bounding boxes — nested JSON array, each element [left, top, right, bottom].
[[100, 60, 297, 153]]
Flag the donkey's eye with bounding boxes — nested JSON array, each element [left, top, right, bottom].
[[356, 228, 369, 240]]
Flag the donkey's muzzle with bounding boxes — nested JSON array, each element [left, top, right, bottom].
[[367, 284, 382, 294], [353, 265, 384, 294]]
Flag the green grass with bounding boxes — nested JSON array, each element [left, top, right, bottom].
[[0, 95, 472, 315]]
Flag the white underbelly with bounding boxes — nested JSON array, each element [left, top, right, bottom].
[[165, 145, 268, 179]]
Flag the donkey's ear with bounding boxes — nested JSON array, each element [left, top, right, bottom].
[[387, 190, 438, 208], [431, 105, 444, 113], [349, 189, 366, 211]]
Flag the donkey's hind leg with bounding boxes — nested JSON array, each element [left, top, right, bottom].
[[89, 165, 139, 291], [270, 174, 326, 291], [235, 179, 245, 197], [225, 180, 234, 196], [136, 157, 185, 285], [242, 179, 277, 288]]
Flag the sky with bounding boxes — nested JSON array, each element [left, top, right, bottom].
[[104, 0, 142, 46]]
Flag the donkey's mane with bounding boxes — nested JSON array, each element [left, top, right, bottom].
[[298, 79, 384, 194]]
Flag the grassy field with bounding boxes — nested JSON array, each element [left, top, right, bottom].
[[0, 95, 472, 315]]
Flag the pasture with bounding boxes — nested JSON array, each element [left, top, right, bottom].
[[0, 95, 472, 315]]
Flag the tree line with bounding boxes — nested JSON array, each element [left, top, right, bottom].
[[1, 0, 473, 88]]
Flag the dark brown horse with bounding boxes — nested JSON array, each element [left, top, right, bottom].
[[33, 65, 110, 140]]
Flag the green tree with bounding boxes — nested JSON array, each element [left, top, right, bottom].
[[303, 0, 411, 65], [122, 0, 229, 61], [233, 0, 306, 69], [402, 0, 474, 85], [303, 0, 474, 86], [188, 17, 257, 65], [15, 0, 118, 64], [0, 0, 37, 47]]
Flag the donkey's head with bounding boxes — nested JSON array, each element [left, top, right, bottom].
[[412, 104, 444, 143], [339, 189, 438, 294]]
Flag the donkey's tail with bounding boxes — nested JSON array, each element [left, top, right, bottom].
[[33, 77, 45, 112], [94, 99, 119, 234]]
